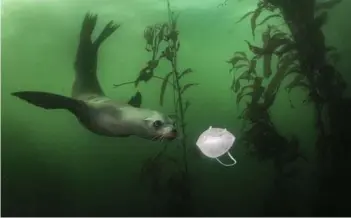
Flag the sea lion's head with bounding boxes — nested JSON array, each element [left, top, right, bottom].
[[141, 110, 178, 141]]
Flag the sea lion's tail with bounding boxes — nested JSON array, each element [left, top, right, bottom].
[[12, 91, 87, 118]]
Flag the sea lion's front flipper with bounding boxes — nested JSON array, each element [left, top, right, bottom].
[[127, 91, 142, 108], [12, 91, 88, 118], [73, 13, 120, 99]]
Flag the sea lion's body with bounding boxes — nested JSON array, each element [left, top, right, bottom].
[[74, 96, 168, 139], [12, 13, 177, 141]]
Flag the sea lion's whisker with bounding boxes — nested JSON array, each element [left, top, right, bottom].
[[151, 135, 160, 141], [160, 135, 165, 142]]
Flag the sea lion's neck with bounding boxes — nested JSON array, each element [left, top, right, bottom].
[[119, 106, 150, 121]]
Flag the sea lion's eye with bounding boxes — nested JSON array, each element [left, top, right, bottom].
[[153, 120, 163, 128]]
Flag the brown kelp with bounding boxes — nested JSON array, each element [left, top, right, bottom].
[[260, 0, 349, 215], [114, 0, 195, 215], [229, 5, 310, 214], [232, 0, 350, 215], [236, 0, 280, 38]]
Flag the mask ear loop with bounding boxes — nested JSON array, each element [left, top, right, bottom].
[[215, 152, 237, 167]]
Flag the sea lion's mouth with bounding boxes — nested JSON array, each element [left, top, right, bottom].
[[163, 131, 177, 140]]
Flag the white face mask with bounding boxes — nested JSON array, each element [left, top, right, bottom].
[[195, 126, 237, 167]]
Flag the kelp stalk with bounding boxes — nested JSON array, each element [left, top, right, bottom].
[[165, 0, 188, 174], [113, 0, 196, 215]]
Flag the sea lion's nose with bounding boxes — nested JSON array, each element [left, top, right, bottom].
[[167, 129, 177, 140]]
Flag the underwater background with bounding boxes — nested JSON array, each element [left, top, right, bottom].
[[2, 0, 351, 216]]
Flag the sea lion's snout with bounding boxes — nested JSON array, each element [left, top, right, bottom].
[[164, 129, 177, 140]]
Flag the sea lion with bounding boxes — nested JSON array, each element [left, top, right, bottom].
[[12, 13, 177, 141]]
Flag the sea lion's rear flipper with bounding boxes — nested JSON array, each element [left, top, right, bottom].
[[73, 13, 120, 99], [12, 91, 87, 118], [94, 21, 121, 48], [127, 91, 142, 108]]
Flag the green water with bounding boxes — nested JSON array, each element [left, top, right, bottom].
[[2, 0, 351, 216]]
